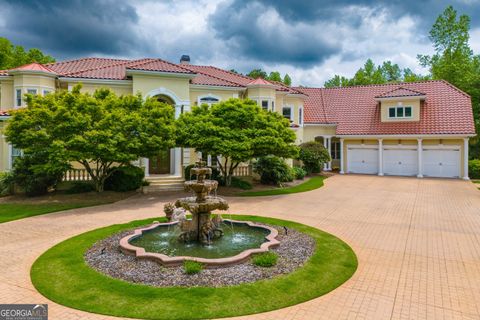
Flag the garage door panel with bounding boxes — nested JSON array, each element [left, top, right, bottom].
[[383, 149, 418, 176], [422, 148, 460, 178], [347, 147, 378, 174]]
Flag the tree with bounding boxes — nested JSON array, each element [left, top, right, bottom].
[[0, 37, 55, 69], [6, 85, 176, 192], [176, 98, 298, 186], [247, 69, 268, 79], [298, 141, 331, 173], [283, 74, 292, 86], [324, 59, 428, 88], [418, 6, 480, 157], [268, 71, 282, 82]]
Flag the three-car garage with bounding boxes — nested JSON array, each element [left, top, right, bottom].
[[344, 140, 465, 179]]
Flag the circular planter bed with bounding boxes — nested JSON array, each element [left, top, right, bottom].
[[31, 215, 357, 320]]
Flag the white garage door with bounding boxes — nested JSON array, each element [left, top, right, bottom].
[[383, 148, 418, 176], [422, 148, 461, 178], [347, 146, 378, 174]]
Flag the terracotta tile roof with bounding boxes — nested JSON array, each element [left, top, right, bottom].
[[0, 111, 11, 116], [125, 59, 195, 74], [0, 70, 8, 76], [181, 65, 253, 87], [375, 87, 426, 99], [295, 80, 475, 135], [247, 78, 274, 86], [9, 62, 56, 74]]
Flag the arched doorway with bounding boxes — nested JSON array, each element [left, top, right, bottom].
[[149, 94, 176, 174]]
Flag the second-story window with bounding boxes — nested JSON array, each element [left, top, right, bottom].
[[16, 89, 22, 107], [27, 88, 38, 95], [388, 106, 412, 118], [43, 89, 52, 96]]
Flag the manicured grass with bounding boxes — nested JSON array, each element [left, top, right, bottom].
[[31, 215, 357, 320], [239, 176, 326, 197], [0, 203, 96, 224]]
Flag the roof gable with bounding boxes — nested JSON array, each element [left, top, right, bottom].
[[375, 87, 426, 99]]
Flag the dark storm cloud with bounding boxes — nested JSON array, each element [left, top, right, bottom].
[[209, 0, 480, 67], [0, 0, 140, 59]]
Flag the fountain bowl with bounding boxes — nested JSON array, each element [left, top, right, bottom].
[[119, 219, 280, 267]]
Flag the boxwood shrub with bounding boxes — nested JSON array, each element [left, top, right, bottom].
[[104, 165, 144, 192]]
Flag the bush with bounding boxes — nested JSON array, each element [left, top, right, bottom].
[[230, 177, 253, 190], [104, 165, 144, 192], [0, 172, 14, 196], [65, 182, 95, 194], [9, 155, 65, 196], [292, 166, 307, 180], [469, 159, 480, 179], [183, 260, 203, 274], [254, 156, 294, 185], [298, 141, 331, 174], [252, 252, 278, 267]]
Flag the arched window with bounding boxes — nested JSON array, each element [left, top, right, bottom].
[[154, 94, 175, 106]]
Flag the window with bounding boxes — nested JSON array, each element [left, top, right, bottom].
[[282, 106, 292, 120], [199, 96, 219, 106], [388, 106, 413, 119], [331, 141, 341, 160], [16, 89, 22, 107], [261, 100, 269, 111], [298, 107, 303, 125], [27, 88, 37, 95], [43, 89, 52, 96], [271, 101, 275, 111], [11, 146, 21, 167]]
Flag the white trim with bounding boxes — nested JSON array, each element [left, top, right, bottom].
[[126, 69, 196, 79], [422, 144, 461, 150], [197, 93, 221, 106], [339, 138, 345, 174], [8, 70, 56, 77], [337, 134, 476, 138], [190, 85, 245, 91], [417, 139, 423, 178], [145, 87, 190, 106], [26, 88, 38, 95], [378, 139, 384, 176], [375, 95, 426, 102], [15, 84, 55, 90], [383, 144, 419, 150], [388, 104, 413, 119], [303, 123, 337, 127], [327, 137, 332, 171]]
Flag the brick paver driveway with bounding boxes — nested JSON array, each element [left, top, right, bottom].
[[1, 175, 480, 319]]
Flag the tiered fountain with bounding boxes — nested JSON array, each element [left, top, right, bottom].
[[120, 161, 279, 267]]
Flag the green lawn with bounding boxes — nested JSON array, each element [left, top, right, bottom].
[[31, 215, 357, 320], [0, 203, 98, 224], [239, 176, 326, 196]]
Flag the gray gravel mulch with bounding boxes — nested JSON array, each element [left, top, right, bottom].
[[85, 223, 315, 288]]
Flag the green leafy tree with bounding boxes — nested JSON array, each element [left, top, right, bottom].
[[418, 6, 480, 157], [247, 69, 268, 79], [0, 37, 55, 69], [283, 74, 292, 86], [298, 141, 331, 174], [6, 85, 176, 192], [176, 98, 298, 186], [268, 71, 282, 82]]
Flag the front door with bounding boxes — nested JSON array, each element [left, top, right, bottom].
[[149, 149, 171, 174]]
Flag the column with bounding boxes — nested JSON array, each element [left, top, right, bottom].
[[339, 138, 345, 174], [143, 158, 149, 177], [463, 138, 469, 180], [174, 148, 182, 176], [378, 139, 384, 176], [323, 137, 328, 171], [327, 137, 332, 171], [207, 155, 212, 166], [417, 139, 423, 178]]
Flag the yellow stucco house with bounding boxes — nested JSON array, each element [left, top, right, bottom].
[[0, 55, 475, 189]]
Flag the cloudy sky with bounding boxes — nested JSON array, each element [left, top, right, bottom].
[[1, 0, 479, 86]]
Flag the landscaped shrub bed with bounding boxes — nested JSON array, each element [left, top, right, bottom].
[[31, 215, 357, 320], [469, 159, 480, 179]]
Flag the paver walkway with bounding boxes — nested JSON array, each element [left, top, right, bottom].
[[1, 175, 480, 319]]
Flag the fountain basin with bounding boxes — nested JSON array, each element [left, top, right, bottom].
[[119, 220, 280, 267]]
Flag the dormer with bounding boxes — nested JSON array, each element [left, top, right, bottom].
[[246, 78, 276, 112], [375, 87, 426, 122]]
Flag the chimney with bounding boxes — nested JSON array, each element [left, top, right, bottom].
[[180, 55, 190, 65]]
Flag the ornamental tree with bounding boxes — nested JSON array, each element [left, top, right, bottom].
[[6, 85, 176, 192], [298, 141, 331, 174], [176, 98, 298, 186]]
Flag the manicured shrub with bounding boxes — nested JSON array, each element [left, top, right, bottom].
[[0, 172, 14, 196], [298, 141, 331, 174], [292, 166, 307, 180], [469, 159, 480, 179], [230, 177, 253, 190], [254, 156, 294, 185], [252, 252, 278, 267], [104, 165, 144, 192], [9, 155, 65, 196], [183, 260, 203, 274], [65, 182, 95, 194]]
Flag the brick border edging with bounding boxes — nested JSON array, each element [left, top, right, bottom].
[[119, 219, 280, 267]]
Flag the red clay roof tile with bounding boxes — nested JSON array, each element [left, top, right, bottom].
[[9, 62, 56, 74], [375, 87, 426, 99]]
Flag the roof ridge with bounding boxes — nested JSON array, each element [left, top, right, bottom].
[[183, 65, 246, 87], [63, 58, 146, 77], [437, 79, 471, 98], [196, 65, 254, 82], [126, 58, 195, 74], [45, 57, 131, 67], [294, 79, 447, 91]]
